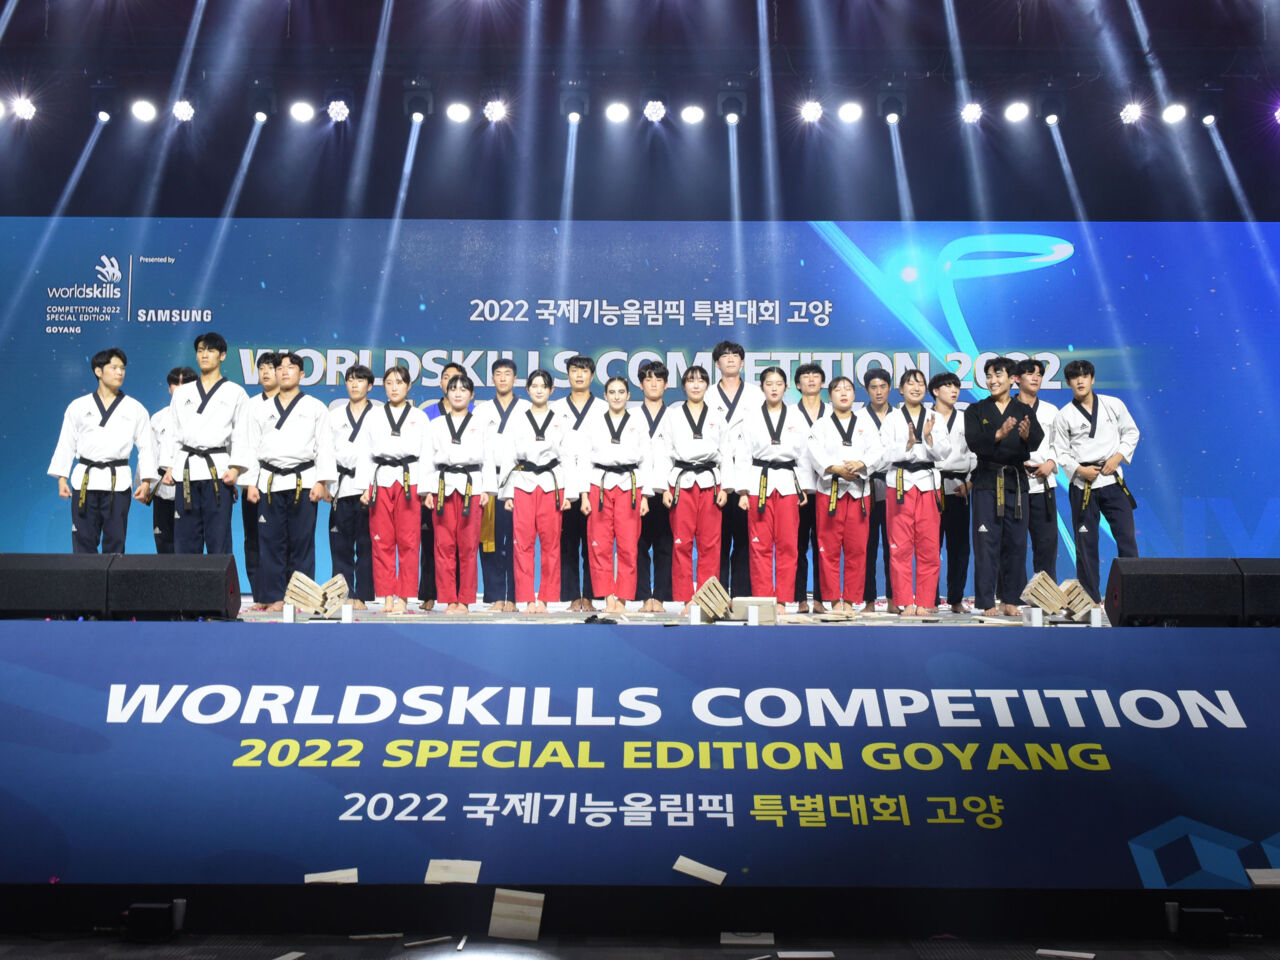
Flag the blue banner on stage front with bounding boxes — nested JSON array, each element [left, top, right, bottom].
[[2, 623, 1278, 888]]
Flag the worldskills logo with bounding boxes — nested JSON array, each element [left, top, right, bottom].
[[45, 255, 123, 299]]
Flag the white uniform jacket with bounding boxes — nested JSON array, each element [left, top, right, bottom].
[[876, 404, 953, 495], [495, 407, 580, 502], [423, 410, 498, 501], [650, 401, 733, 494], [576, 409, 655, 500], [731, 402, 809, 498], [1051, 394, 1140, 492], [805, 411, 884, 503], [241, 393, 337, 497], [1023, 397, 1061, 495], [49, 392, 157, 493], [162, 378, 250, 478], [932, 406, 978, 496], [326, 399, 383, 500], [355, 402, 430, 494], [792, 399, 828, 491]]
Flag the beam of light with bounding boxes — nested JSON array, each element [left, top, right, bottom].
[[344, 0, 395, 217], [888, 122, 914, 222], [552, 119, 580, 301], [513, 0, 546, 221], [1207, 123, 1280, 297], [1075, 0, 1135, 93], [0, 0, 19, 45], [369, 120, 423, 343], [941, 0, 992, 220], [729, 122, 746, 301], [0, 119, 107, 338], [192, 120, 265, 308], [754, 0, 782, 222]]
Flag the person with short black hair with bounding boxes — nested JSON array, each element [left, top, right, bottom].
[[417, 361, 468, 612], [792, 362, 828, 613], [805, 376, 883, 612], [578, 376, 653, 614], [878, 369, 951, 616], [964, 356, 1044, 617], [1052, 359, 1141, 603], [49, 348, 157, 554], [732, 366, 808, 608], [1014, 358, 1061, 580], [928, 371, 976, 613], [160, 332, 251, 557], [495, 369, 579, 613], [860, 367, 896, 612], [423, 373, 496, 615], [242, 352, 337, 612], [242, 350, 281, 600], [651, 365, 732, 614], [707, 340, 762, 597], [357, 365, 429, 614], [325, 364, 380, 608], [477, 358, 527, 613], [552, 354, 599, 611], [635, 360, 673, 612], [149, 366, 197, 553]]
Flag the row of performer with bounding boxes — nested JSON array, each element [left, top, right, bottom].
[[50, 335, 1140, 617]]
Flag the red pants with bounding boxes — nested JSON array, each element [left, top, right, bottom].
[[669, 484, 722, 602], [814, 494, 872, 603], [587, 484, 641, 600], [886, 486, 942, 607], [512, 488, 562, 603], [369, 484, 420, 599], [747, 491, 800, 603], [434, 491, 484, 604]]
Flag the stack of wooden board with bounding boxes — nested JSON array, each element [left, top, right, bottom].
[[284, 572, 350, 618]]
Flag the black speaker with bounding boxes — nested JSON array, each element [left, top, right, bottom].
[[0, 553, 113, 619], [1105, 558, 1243, 627], [106, 554, 241, 620], [1235, 558, 1280, 626]]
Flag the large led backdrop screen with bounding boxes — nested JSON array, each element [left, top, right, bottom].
[[2, 216, 1278, 579]]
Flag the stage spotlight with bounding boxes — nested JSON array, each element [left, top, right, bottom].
[[800, 100, 823, 123], [1004, 100, 1030, 123], [878, 91, 906, 125], [289, 101, 316, 123], [559, 81, 589, 123], [1120, 102, 1142, 124], [327, 99, 350, 123], [837, 101, 862, 123], [1045, 112, 1060, 126], [680, 105, 705, 124], [411, 110, 425, 124], [445, 102, 471, 123], [403, 77, 433, 121], [483, 99, 508, 122], [717, 89, 747, 125], [1200, 113, 1215, 127], [173, 99, 195, 122], [961, 102, 982, 124], [132, 99, 158, 123], [605, 101, 630, 123], [1274, 106, 1280, 125], [248, 79, 277, 121], [97, 110, 111, 123], [1161, 103, 1187, 124], [0, 101, 6, 119], [254, 111, 268, 124], [643, 99, 666, 123], [13, 96, 36, 120]]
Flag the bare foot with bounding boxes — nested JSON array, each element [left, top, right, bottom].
[[812, 602, 827, 614], [887, 603, 901, 615], [506, 601, 519, 612], [265, 601, 286, 613], [680, 602, 693, 617], [446, 602, 468, 616], [796, 600, 810, 614], [582, 599, 598, 612], [486, 601, 505, 612], [605, 596, 627, 614], [951, 603, 966, 615], [899, 604, 917, 617], [916, 606, 937, 617], [420, 599, 435, 612], [859, 601, 875, 613], [1002, 603, 1021, 617], [387, 597, 407, 615], [351, 599, 367, 610], [982, 606, 1002, 617], [526, 600, 547, 614]]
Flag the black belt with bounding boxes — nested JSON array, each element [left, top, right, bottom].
[[938, 470, 967, 513], [826, 471, 870, 518], [1080, 461, 1137, 511], [978, 462, 1025, 520], [513, 458, 562, 508], [670, 459, 718, 507], [258, 459, 316, 505], [372, 454, 417, 503], [436, 462, 483, 516], [751, 457, 799, 515], [337, 464, 356, 481], [890, 459, 941, 509], [180, 444, 230, 509], [591, 461, 641, 509], [76, 458, 129, 514]]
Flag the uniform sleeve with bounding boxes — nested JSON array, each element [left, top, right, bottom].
[[1112, 398, 1140, 464], [160, 392, 181, 471], [480, 425, 498, 496], [1025, 406, 1045, 453], [964, 404, 997, 460], [314, 405, 338, 484], [1052, 413, 1080, 481], [725, 419, 747, 492], [648, 418, 673, 492], [859, 422, 885, 477], [133, 403, 159, 484], [805, 424, 833, 480], [420, 423, 440, 496], [354, 427, 374, 493], [47, 401, 79, 479], [228, 390, 252, 473], [925, 413, 952, 463]]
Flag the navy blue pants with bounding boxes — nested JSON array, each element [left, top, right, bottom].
[[937, 491, 970, 606], [481, 504, 517, 603], [256, 492, 317, 603], [560, 506, 595, 600], [242, 495, 261, 598], [863, 497, 893, 603], [1069, 483, 1139, 602], [794, 495, 824, 604], [971, 487, 1030, 610], [1028, 489, 1059, 580], [174, 479, 236, 555], [636, 496, 673, 602], [719, 499, 753, 597], [152, 497, 175, 554], [329, 496, 374, 601], [72, 491, 130, 554], [418, 503, 438, 602]]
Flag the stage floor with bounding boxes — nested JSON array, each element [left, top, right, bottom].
[[237, 596, 1111, 627]]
